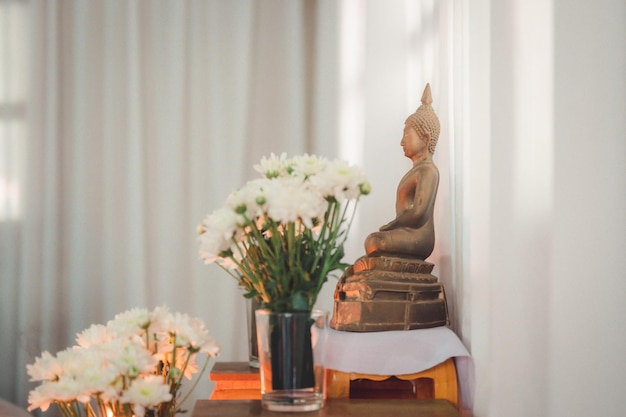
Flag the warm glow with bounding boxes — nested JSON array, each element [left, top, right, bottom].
[[0, 121, 25, 221], [0, 0, 27, 222], [105, 407, 135, 417], [338, 0, 365, 166], [0, 176, 20, 221], [405, 0, 437, 112]]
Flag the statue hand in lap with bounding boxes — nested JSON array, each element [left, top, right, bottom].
[[365, 84, 440, 260]]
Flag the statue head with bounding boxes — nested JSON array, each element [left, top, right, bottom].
[[404, 83, 440, 154]]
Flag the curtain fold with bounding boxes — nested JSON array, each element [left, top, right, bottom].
[[0, 0, 343, 407]]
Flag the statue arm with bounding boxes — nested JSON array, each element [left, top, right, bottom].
[[379, 166, 438, 231], [379, 219, 399, 231]]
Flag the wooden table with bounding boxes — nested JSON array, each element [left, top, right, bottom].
[[192, 399, 460, 417]]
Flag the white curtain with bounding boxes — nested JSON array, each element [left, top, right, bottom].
[[1, 0, 462, 410], [0, 0, 342, 407]]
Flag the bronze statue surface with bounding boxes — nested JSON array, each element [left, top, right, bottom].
[[331, 84, 449, 332], [365, 83, 440, 260]]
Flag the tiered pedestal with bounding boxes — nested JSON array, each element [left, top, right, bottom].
[[331, 256, 449, 331]]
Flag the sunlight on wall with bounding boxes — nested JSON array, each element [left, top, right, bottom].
[[338, 0, 365, 167], [510, 0, 554, 220], [0, 124, 24, 221], [405, 0, 436, 112], [0, 0, 27, 222]]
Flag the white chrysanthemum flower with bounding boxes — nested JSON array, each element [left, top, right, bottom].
[[76, 323, 113, 347], [312, 159, 369, 201], [253, 152, 289, 178], [167, 312, 221, 355], [51, 348, 116, 401], [120, 376, 172, 417], [290, 154, 328, 178], [99, 383, 123, 403], [27, 382, 56, 411], [150, 334, 174, 364], [60, 349, 119, 400], [106, 339, 157, 377], [148, 305, 174, 335], [263, 178, 327, 227], [168, 312, 199, 348], [27, 351, 63, 382], [198, 231, 228, 263], [49, 375, 86, 403], [27, 376, 86, 411], [55, 348, 91, 379], [29, 347, 111, 403], [226, 178, 269, 219], [198, 207, 241, 262], [108, 308, 151, 336], [78, 359, 119, 396]]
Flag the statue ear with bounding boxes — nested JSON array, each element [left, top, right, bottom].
[[421, 131, 431, 144]]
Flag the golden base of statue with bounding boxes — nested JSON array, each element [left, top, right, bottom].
[[330, 256, 449, 331]]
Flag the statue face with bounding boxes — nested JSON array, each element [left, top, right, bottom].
[[401, 124, 427, 161]]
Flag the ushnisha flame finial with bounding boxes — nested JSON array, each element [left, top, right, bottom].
[[421, 83, 433, 105]]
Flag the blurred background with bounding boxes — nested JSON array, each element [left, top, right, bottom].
[[1, 1, 624, 417]]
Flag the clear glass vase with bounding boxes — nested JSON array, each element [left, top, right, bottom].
[[255, 309, 328, 412]]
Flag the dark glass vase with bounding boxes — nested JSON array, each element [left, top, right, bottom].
[[255, 309, 328, 412]]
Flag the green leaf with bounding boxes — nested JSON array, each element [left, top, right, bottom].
[[290, 292, 310, 311]]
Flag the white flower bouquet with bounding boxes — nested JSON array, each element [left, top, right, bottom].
[[197, 153, 370, 313], [26, 307, 220, 417]]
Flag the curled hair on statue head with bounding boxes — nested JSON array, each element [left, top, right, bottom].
[[405, 83, 440, 155]]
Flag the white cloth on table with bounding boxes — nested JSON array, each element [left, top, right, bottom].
[[324, 326, 475, 409]]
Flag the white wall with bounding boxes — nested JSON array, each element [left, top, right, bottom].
[[466, 0, 626, 416]]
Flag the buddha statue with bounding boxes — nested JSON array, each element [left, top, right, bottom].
[[330, 83, 449, 332], [364, 83, 440, 260]]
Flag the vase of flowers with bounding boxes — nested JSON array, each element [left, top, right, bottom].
[[197, 153, 370, 411], [26, 306, 220, 417]]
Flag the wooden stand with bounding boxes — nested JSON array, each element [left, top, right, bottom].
[[209, 359, 458, 406], [326, 358, 458, 406]]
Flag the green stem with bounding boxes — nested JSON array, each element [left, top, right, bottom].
[[174, 350, 193, 390], [56, 402, 73, 417], [96, 398, 108, 417], [176, 354, 211, 409]]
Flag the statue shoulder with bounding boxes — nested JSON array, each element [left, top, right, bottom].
[[412, 160, 439, 177]]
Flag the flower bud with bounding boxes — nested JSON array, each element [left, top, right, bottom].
[[168, 368, 181, 380], [359, 182, 372, 195]]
